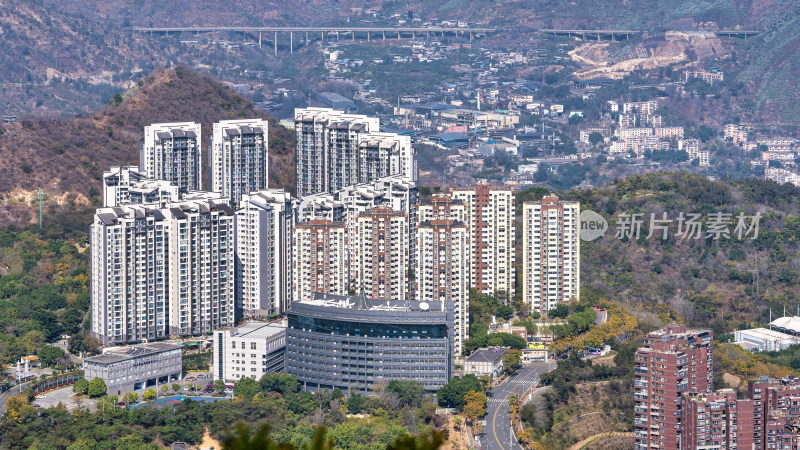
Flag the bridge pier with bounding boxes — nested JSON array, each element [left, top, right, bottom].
[[383, 31, 385, 40], [306, 31, 309, 46], [469, 31, 472, 42], [397, 31, 400, 41], [336, 31, 339, 40], [275, 32, 277, 56], [290, 31, 293, 53], [259, 31, 262, 48], [367, 31, 370, 42], [352, 31, 355, 41]]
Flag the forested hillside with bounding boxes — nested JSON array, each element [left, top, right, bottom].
[[0, 66, 295, 226], [528, 173, 800, 333]]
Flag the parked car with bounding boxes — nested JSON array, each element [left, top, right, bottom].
[[35, 395, 46, 399]]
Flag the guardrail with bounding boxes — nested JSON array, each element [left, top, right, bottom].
[[29, 371, 84, 395]]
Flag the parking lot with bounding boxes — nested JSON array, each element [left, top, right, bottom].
[[32, 386, 97, 412]]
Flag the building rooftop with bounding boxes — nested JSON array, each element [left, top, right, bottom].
[[223, 321, 286, 340], [85, 343, 181, 365], [466, 347, 509, 364], [737, 327, 800, 342], [770, 316, 800, 334]]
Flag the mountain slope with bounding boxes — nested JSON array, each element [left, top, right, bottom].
[[547, 173, 800, 334], [0, 66, 295, 226]]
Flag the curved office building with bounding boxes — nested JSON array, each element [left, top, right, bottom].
[[286, 292, 453, 392]]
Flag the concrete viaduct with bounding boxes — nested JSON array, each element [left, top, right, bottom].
[[133, 26, 499, 55], [134, 26, 762, 54]]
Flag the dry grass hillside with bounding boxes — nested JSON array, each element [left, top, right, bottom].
[[526, 381, 633, 449], [0, 66, 295, 225]]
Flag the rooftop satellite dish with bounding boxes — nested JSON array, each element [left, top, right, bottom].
[[420, 302, 430, 311]]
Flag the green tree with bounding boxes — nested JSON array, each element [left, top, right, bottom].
[[234, 377, 260, 399], [386, 380, 425, 407], [387, 430, 446, 450], [142, 389, 156, 401], [437, 375, 482, 408], [172, 383, 181, 393], [588, 132, 604, 145], [72, 378, 88, 395], [161, 384, 169, 395], [502, 349, 522, 375], [259, 372, 300, 395], [87, 378, 107, 397], [123, 391, 138, 404], [548, 304, 569, 318], [222, 422, 331, 450], [38, 345, 65, 367], [214, 379, 227, 392], [346, 393, 367, 414]]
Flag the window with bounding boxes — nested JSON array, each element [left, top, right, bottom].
[[251, 342, 257, 350]]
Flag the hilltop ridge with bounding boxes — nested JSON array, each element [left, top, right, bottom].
[[0, 66, 295, 226]]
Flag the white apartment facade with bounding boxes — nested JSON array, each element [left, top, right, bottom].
[[90, 198, 236, 345], [102, 166, 179, 208], [236, 190, 295, 318], [91, 205, 169, 345], [295, 108, 378, 196], [165, 198, 236, 337], [453, 183, 515, 299], [211, 119, 269, 206], [141, 122, 202, 192], [292, 220, 348, 302], [213, 321, 287, 382], [294, 108, 416, 197], [416, 219, 469, 355], [522, 195, 580, 316]]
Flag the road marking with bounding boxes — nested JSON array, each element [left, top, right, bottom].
[[492, 398, 506, 450]]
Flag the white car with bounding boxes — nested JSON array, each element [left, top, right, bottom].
[[35, 395, 47, 399]]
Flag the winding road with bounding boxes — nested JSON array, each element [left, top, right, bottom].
[[480, 362, 550, 450]]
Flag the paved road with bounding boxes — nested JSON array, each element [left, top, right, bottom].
[[481, 362, 550, 450], [0, 380, 36, 415]]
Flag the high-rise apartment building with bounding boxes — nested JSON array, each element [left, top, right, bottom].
[[355, 208, 409, 301], [522, 195, 580, 315], [292, 220, 348, 302], [453, 183, 515, 299], [211, 119, 269, 206], [90, 198, 235, 345], [338, 175, 419, 273], [297, 192, 345, 223], [91, 205, 170, 345], [416, 219, 469, 355], [419, 194, 466, 223], [681, 389, 755, 450], [294, 108, 416, 197], [634, 324, 714, 450], [165, 198, 236, 336], [102, 166, 179, 208], [295, 108, 377, 196], [236, 190, 295, 318], [141, 122, 202, 192]]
